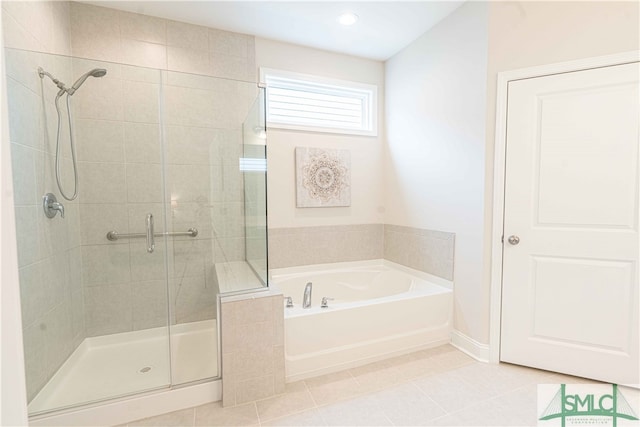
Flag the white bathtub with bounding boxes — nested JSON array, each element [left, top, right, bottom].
[[270, 260, 453, 382]]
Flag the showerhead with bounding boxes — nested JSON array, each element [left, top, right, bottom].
[[90, 69, 107, 78], [67, 68, 107, 96]]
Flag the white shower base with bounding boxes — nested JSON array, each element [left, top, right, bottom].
[[29, 320, 217, 415]]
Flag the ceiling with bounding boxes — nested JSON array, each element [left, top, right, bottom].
[[85, 1, 464, 61]]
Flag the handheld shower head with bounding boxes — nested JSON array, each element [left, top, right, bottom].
[[66, 68, 107, 96], [90, 69, 107, 78]]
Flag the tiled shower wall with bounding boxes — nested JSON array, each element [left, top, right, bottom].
[[65, 2, 255, 337], [3, 1, 80, 401], [71, 59, 256, 337], [6, 50, 82, 403], [72, 59, 167, 336], [67, 2, 255, 81]]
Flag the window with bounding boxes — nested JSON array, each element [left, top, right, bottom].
[[261, 68, 378, 136]]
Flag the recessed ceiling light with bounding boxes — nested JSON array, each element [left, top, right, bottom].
[[337, 12, 358, 26]]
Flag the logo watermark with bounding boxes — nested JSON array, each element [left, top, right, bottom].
[[538, 384, 639, 427]]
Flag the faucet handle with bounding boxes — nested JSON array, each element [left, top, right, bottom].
[[284, 296, 294, 308], [321, 297, 334, 308], [43, 193, 64, 219], [54, 202, 65, 218]]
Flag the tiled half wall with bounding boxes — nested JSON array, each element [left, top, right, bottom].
[[268, 224, 455, 280], [268, 224, 384, 269], [220, 291, 285, 407], [383, 224, 455, 280]]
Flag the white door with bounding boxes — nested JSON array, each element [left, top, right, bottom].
[[500, 62, 640, 385]]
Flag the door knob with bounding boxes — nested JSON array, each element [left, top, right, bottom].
[[507, 235, 520, 245]]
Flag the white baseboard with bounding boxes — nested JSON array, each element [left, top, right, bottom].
[[451, 330, 490, 363]]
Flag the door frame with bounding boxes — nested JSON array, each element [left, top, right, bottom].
[[488, 50, 640, 363]]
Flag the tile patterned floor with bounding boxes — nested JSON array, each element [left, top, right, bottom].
[[119, 345, 639, 427]]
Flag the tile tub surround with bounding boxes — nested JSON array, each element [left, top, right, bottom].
[[122, 345, 625, 426], [220, 291, 285, 407], [268, 224, 454, 281], [268, 224, 384, 269], [384, 224, 455, 281]]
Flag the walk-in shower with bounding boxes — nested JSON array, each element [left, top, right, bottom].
[[38, 66, 107, 201], [6, 47, 268, 419]]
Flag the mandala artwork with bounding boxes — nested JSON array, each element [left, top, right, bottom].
[[296, 147, 351, 207]]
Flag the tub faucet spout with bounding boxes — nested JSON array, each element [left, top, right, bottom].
[[303, 282, 312, 308]]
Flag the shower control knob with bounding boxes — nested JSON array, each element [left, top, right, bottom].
[[507, 235, 520, 245]]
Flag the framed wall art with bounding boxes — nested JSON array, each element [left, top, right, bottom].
[[295, 147, 351, 208]]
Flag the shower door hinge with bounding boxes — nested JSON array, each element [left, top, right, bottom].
[[501, 235, 504, 244]]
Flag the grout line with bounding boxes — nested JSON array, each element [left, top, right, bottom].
[[383, 414, 395, 427], [302, 380, 320, 409], [259, 400, 319, 426], [421, 389, 449, 417], [253, 401, 261, 427]]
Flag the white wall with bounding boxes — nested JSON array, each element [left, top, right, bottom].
[[384, 2, 489, 342], [255, 38, 385, 229]]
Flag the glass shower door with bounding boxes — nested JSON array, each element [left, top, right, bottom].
[[161, 70, 266, 385], [6, 49, 172, 415], [67, 57, 174, 411], [243, 88, 268, 286], [8, 47, 269, 415]]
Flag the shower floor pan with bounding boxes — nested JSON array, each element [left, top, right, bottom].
[[28, 319, 217, 415]]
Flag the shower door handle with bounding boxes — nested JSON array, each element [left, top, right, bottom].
[[146, 214, 155, 253]]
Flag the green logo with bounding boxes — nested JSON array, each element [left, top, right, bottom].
[[539, 384, 638, 427]]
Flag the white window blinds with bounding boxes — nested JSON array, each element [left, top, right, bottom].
[[262, 69, 377, 136]]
